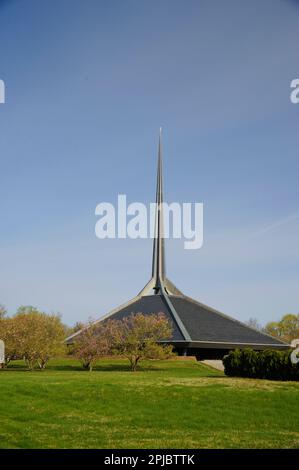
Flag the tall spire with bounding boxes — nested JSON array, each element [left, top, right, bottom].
[[138, 128, 183, 297], [152, 127, 165, 292]]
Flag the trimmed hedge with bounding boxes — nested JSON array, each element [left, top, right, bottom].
[[223, 348, 299, 381]]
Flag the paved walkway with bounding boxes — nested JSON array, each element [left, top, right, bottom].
[[201, 360, 224, 371]]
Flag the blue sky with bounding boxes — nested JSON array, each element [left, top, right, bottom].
[[0, 0, 298, 326]]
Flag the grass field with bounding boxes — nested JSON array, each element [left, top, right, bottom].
[[0, 358, 298, 449]]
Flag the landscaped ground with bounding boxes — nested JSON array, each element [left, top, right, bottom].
[[0, 358, 298, 449]]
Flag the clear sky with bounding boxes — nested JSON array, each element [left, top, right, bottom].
[[0, 0, 298, 326]]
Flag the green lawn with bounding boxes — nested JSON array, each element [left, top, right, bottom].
[[0, 358, 298, 449]]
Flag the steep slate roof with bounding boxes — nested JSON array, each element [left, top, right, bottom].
[[110, 294, 288, 347], [169, 295, 285, 346], [99, 295, 184, 341], [66, 293, 287, 349]]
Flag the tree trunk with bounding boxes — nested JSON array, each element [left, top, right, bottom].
[[26, 359, 34, 370], [38, 359, 47, 370], [131, 357, 140, 372]]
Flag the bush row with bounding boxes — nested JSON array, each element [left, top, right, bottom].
[[223, 348, 299, 381]]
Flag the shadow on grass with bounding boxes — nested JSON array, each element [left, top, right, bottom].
[[2, 363, 30, 372], [2, 359, 226, 375], [47, 363, 133, 372], [45, 360, 175, 373], [2, 363, 178, 373]]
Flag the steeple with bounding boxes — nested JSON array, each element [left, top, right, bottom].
[[138, 129, 183, 297], [152, 127, 165, 292]]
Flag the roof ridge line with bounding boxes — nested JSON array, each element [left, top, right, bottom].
[[65, 294, 142, 343], [161, 289, 191, 342]]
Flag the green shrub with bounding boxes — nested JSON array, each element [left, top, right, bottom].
[[223, 349, 299, 381]]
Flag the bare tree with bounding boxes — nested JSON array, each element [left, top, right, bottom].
[[0, 304, 7, 319], [246, 317, 263, 331]]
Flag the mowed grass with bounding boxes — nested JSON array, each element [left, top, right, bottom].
[[0, 358, 298, 449]]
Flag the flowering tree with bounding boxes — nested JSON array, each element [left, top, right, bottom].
[[14, 310, 66, 369], [34, 314, 66, 369], [0, 308, 66, 369], [113, 313, 174, 371], [72, 320, 119, 371]]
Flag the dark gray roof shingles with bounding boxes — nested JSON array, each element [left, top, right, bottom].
[[107, 295, 184, 341], [67, 293, 287, 348], [170, 296, 286, 345]]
